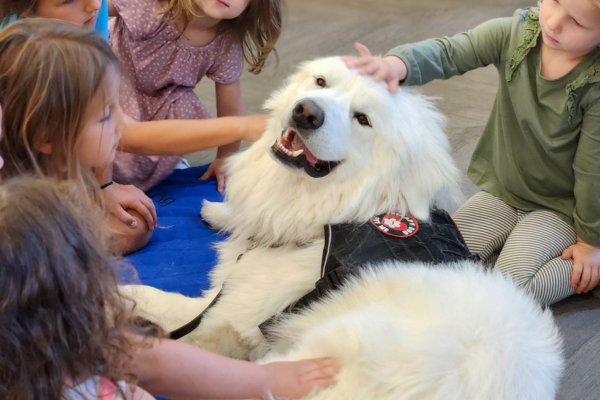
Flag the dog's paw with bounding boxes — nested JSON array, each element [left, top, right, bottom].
[[200, 200, 232, 231]]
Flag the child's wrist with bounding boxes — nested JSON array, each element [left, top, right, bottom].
[[577, 236, 600, 249], [256, 363, 273, 399], [100, 181, 114, 190], [384, 55, 408, 82]]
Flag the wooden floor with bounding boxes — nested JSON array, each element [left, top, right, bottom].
[[187, 1, 600, 398]]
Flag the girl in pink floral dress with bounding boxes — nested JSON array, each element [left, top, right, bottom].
[[108, 0, 282, 191]]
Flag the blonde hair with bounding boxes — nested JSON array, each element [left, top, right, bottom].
[[538, 0, 600, 9], [0, 18, 119, 185], [161, 0, 283, 74]]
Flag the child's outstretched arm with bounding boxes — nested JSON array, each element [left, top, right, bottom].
[[344, 16, 511, 92], [119, 114, 266, 156], [200, 80, 246, 193], [124, 336, 340, 400]]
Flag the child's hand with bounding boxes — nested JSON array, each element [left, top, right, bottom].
[[240, 114, 268, 143], [103, 183, 158, 229], [201, 157, 227, 193], [261, 357, 340, 400], [562, 237, 600, 293], [342, 43, 408, 94]]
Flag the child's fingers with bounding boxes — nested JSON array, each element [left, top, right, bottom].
[[302, 362, 340, 390], [354, 42, 372, 57], [570, 261, 583, 288], [577, 264, 592, 293], [372, 66, 391, 81], [130, 200, 155, 229], [562, 246, 574, 260], [301, 357, 341, 378], [115, 207, 138, 228], [144, 198, 158, 228], [200, 167, 213, 180], [141, 197, 158, 228], [357, 62, 382, 77], [217, 173, 226, 193], [308, 375, 338, 391], [386, 78, 399, 94], [343, 56, 374, 69], [584, 266, 599, 293]]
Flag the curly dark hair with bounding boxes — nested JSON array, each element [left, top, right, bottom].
[[0, 177, 141, 400]]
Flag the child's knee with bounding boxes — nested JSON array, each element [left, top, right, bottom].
[[108, 210, 153, 255]]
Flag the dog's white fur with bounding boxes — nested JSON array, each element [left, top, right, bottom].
[[124, 58, 563, 399]]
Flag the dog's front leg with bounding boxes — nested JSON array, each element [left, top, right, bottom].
[[120, 284, 219, 334], [201, 200, 234, 231]]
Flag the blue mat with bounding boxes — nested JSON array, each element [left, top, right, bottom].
[[126, 165, 226, 297]]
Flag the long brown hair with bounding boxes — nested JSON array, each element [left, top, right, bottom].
[[161, 0, 283, 74], [0, 0, 37, 23], [0, 177, 138, 400], [0, 18, 119, 185]]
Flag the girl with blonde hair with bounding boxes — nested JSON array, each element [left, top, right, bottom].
[[108, 0, 282, 192], [346, 0, 600, 304]]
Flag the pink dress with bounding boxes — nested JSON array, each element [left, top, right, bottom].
[[109, 0, 243, 191]]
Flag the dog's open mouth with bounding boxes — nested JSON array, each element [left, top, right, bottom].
[[271, 129, 341, 178]]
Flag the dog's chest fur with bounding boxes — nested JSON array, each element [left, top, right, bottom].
[[186, 238, 324, 359]]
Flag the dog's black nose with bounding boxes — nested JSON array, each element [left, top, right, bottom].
[[292, 100, 325, 130]]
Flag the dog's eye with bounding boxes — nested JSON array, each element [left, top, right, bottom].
[[354, 112, 371, 127], [316, 77, 326, 88]]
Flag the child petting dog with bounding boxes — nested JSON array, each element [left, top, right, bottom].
[[345, 0, 600, 305], [0, 177, 339, 400], [0, 0, 272, 250]]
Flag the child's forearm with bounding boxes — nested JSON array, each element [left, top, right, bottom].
[[125, 337, 268, 399], [216, 141, 241, 158], [120, 116, 265, 156], [214, 80, 245, 159]]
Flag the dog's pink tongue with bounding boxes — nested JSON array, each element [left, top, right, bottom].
[[290, 134, 319, 166]]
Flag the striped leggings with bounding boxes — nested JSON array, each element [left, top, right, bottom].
[[452, 191, 576, 306]]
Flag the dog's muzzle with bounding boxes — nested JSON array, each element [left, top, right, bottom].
[[271, 100, 341, 178], [271, 129, 341, 178]]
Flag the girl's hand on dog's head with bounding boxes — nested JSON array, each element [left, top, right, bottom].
[[342, 43, 408, 94]]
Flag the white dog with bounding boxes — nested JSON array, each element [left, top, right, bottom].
[[125, 58, 563, 400]]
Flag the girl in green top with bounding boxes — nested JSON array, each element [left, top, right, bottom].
[[344, 0, 600, 305]]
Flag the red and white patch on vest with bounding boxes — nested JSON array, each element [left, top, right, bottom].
[[370, 213, 419, 238]]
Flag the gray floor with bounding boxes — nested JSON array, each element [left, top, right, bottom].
[[188, 1, 600, 397]]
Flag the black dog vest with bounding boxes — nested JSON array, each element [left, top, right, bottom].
[[259, 209, 476, 337]]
